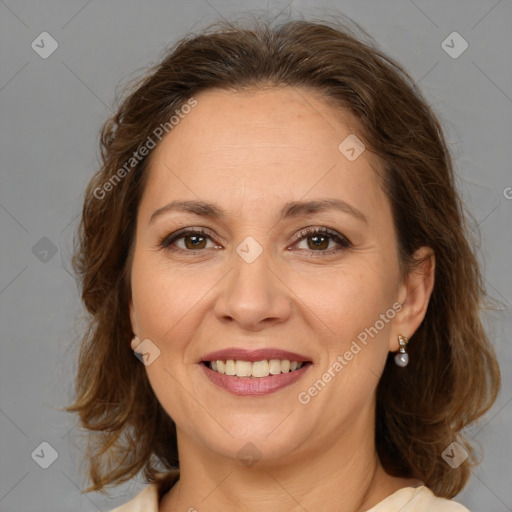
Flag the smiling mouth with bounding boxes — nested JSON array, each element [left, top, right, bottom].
[[202, 359, 311, 378]]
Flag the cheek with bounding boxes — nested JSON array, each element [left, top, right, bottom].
[[131, 254, 207, 341], [294, 262, 396, 347], [301, 269, 396, 403], [130, 257, 207, 419]]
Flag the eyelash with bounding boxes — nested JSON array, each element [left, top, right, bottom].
[[159, 227, 352, 256]]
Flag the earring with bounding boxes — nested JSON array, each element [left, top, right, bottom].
[[394, 334, 409, 367]]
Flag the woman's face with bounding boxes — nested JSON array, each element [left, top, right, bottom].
[[129, 86, 410, 464]]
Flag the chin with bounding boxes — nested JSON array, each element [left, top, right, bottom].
[[198, 425, 308, 467]]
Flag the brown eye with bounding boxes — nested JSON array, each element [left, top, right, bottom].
[[294, 227, 351, 254], [160, 228, 220, 252], [306, 234, 330, 251], [183, 233, 207, 250]]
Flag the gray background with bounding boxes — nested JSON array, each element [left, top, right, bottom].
[[0, 0, 511, 511]]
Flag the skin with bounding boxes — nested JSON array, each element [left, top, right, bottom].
[[129, 86, 435, 512]]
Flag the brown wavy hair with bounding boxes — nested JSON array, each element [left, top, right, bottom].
[[67, 15, 501, 498]]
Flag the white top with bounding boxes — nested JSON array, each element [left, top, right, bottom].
[[110, 480, 470, 511]]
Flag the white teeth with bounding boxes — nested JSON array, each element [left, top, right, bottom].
[[208, 359, 305, 377], [269, 359, 281, 375], [252, 360, 270, 377], [225, 360, 236, 376], [235, 360, 252, 377]]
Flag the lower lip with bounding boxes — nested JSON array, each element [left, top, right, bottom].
[[200, 363, 312, 396]]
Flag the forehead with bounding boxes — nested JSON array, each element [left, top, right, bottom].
[[140, 86, 387, 222], [162, 86, 362, 156]]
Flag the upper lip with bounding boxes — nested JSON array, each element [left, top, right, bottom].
[[200, 348, 311, 363]]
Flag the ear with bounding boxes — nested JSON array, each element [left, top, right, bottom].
[[129, 299, 140, 350], [389, 246, 435, 351]]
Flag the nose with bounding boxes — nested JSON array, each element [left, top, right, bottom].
[[213, 247, 292, 331]]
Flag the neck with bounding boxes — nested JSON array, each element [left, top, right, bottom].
[[160, 410, 419, 512]]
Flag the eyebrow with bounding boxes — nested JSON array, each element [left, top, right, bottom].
[[150, 198, 367, 224]]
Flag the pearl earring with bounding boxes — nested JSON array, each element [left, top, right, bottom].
[[394, 334, 409, 367]]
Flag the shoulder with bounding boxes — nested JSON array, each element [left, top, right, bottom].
[[367, 486, 471, 512]]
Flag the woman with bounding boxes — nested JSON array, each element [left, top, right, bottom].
[[67, 15, 500, 512]]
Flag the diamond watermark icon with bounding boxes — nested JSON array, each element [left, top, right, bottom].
[[338, 134, 365, 161], [31, 441, 59, 469], [441, 441, 468, 469], [236, 236, 263, 264], [441, 32, 468, 59], [133, 338, 161, 366], [31, 32, 59, 59], [32, 237, 58, 263], [237, 442, 262, 468]]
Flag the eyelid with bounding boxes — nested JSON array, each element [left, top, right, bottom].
[[290, 226, 350, 244], [160, 227, 219, 249], [290, 226, 352, 252], [160, 225, 351, 253]]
